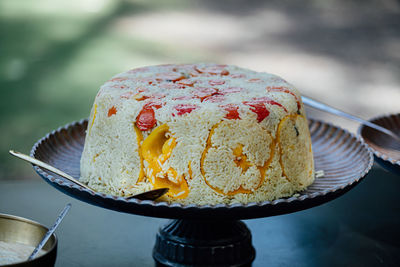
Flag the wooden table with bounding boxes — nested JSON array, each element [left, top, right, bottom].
[[1, 165, 399, 266]]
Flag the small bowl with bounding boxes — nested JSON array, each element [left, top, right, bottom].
[[0, 214, 57, 267], [358, 113, 400, 175]]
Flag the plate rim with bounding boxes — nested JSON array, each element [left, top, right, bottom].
[[30, 118, 374, 219]]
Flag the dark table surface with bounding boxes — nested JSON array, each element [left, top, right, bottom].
[[1, 164, 399, 267]]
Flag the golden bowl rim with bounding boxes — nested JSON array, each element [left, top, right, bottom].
[[0, 213, 58, 266]]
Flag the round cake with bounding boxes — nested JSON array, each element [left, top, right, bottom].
[[80, 63, 314, 204]]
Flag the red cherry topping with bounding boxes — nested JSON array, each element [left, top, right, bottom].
[[243, 101, 270, 123], [252, 97, 288, 112], [266, 86, 301, 110], [135, 102, 163, 131], [194, 87, 218, 102], [147, 101, 163, 109], [108, 106, 117, 117], [174, 104, 198, 116], [136, 107, 155, 131], [220, 104, 240, 120], [243, 97, 287, 123], [203, 94, 225, 103]]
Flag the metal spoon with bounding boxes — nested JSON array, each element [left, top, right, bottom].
[[29, 203, 71, 260], [302, 96, 400, 142], [9, 150, 168, 201]]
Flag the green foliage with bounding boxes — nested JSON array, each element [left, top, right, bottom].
[[0, 0, 200, 179]]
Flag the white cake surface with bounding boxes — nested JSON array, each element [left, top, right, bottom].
[[80, 63, 314, 204]]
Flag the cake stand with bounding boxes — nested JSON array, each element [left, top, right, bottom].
[[31, 119, 373, 266], [358, 113, 400, 176]]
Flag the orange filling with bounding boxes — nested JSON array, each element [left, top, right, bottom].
[[200, 122, 275, 195], [188, 161, 192, 179], [233, 144, 252, 173], [141, 124, 190, 199], [134, 125, 145, 183], [108, 106, 117, 117], [89, 104, 98, 134]]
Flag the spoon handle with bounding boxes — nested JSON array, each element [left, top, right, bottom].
[[302, 96, 400, 142], [28, 203, 71, 260], [9, 150, 91, 190], [9, 150, 169, 200]]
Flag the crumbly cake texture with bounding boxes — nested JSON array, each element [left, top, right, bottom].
[[80, 63, 315, 205]]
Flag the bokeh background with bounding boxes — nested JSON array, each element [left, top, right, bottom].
[[1, 0, 399, 180]]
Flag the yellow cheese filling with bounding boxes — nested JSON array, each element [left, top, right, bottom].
[[134, 124, 145, 183], [89, 104, 97, 134], [141, 124, 190, 199]]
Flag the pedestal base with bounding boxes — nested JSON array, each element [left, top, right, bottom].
[[153, 219, 255, 267]]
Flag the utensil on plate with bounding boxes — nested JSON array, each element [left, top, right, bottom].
[[302, 96, 400, 142], [9, 150, 168, 201], [28, 203, 71, 260]]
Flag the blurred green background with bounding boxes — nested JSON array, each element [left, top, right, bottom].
[[1, 0, 399, 180]]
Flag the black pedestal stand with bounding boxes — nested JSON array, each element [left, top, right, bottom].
[[153, 219, 255, 267]]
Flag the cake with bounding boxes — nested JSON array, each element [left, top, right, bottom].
[[80, 63, 314, 204]]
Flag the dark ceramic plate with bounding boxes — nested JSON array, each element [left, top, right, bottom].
[[31, 119, 373, 220], [358, 113, 400, 175]]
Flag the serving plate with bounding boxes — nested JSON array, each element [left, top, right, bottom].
[[358, 113, 400, 175], [31, 118, 373, 266]]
